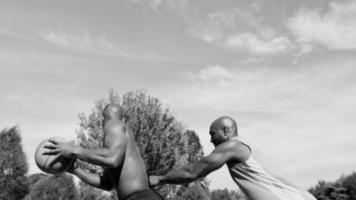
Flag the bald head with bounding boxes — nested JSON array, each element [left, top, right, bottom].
[[102, 103, 123, 121], [210, 116, 238, 136]]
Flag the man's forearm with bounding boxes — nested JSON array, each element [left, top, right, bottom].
[[72, 168, 104, 189], [160, 158, 214, 185], [161, 166, 198, 184], [73, 147, 121, 168]]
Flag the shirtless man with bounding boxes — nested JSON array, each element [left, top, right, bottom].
[[44, 103, 163, 200], [150, 116, 316, 200]]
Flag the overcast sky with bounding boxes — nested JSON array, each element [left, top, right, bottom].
[[1, 0, 356, 191]]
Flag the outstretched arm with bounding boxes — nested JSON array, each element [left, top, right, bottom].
[[150, 140, 249, 185], [161, 152, 226, 184], [44, 124, 127, 168]]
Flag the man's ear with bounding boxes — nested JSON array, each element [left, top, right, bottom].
[[223, 127, 228, 135]]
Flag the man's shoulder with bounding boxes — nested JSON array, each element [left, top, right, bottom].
[[228, 137, 252, 151], [216, 138, 251, 162], [214, 140, 240, 154], [104, 120, 126, 134], [222, 138, 246, 148]]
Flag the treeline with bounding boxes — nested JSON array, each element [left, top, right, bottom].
[[309, 172, 356, 200], [0, 90, 355, 200]]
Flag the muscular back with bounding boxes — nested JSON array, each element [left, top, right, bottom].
[[103, 120, 149, 199]]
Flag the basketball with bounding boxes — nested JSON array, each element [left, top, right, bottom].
[[35, 137, 75, 174]]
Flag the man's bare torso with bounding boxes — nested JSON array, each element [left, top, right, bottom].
[[104, 120, 149, 199]]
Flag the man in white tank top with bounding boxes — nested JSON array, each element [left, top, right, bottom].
[[149, 116, 316, 200]]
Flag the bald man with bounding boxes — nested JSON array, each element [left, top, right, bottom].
[[149, 116, 316, 200], [44, 103, 163, 200]]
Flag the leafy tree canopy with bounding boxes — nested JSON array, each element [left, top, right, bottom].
[[76, 90, 207, 199], [0, 127, 29, 200]]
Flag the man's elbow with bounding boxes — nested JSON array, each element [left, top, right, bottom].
[[185, 169, 200, 182], [106, 154, 122, 168]]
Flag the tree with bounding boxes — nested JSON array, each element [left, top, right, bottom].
[[183, 130, 204, 163], [211, 189, 231, 200], [25, 174, 78, 200], [211, 188, 246, 200], [77, 180, 118, 200], [309, 172, 356, 200], [78, 181, 108, 200], [309, 180, 351, 200], [26, 173, 49, 193], [165, 130, 210, 200], [0, 127, 29, 200], [75, 90, 207, 199], [172, 183, 210, 200], [339, 172, 356, 200], [27, 173, 48, 186]]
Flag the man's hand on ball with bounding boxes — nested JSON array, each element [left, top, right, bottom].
[[43, 139, 76, 158], [67, 159, 79, 174]]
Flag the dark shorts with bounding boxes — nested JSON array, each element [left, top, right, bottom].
[[123, 188, 164, 200]]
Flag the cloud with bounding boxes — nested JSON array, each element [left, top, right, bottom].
[[288, 0, 356, 50], [0, 29, 16, 37], [186, 65, 234, 82], [128, 0, 189, 10], [40, 30, 128, 55], [250, 0, 263, 12], [153, 59, 356, 188], [129, 0, 163, 9], [239, 56, 268, 65], [0, 29, 29, 41], [39, 30, 169, 61], [225, 33, 293, 55], [178, 63, 353, 113], [188, 8, 294, 56]]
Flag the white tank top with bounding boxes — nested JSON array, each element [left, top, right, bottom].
[[227, 137, 316, 200]]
